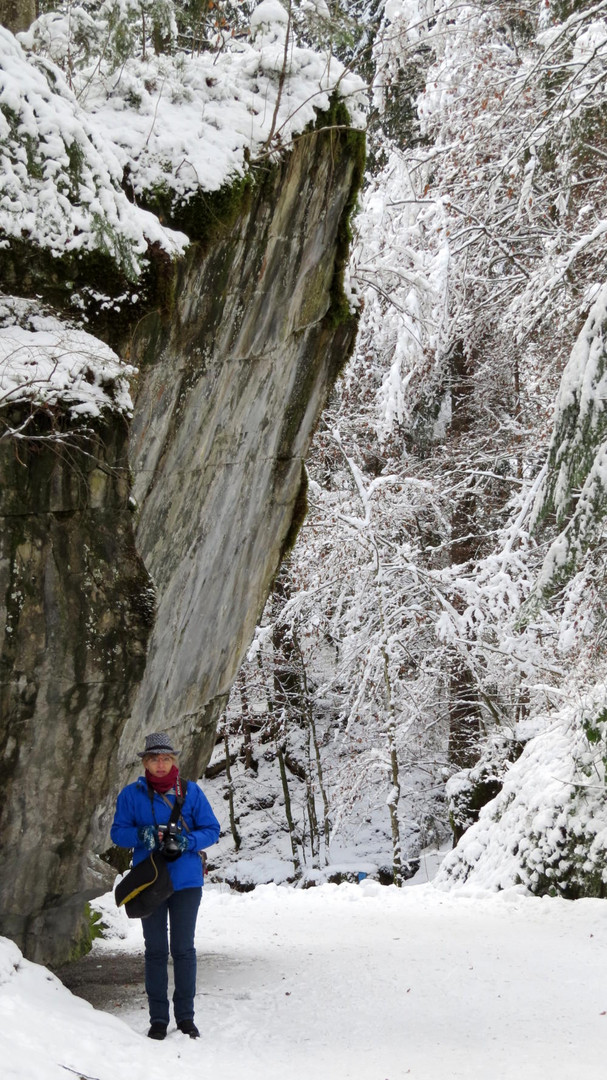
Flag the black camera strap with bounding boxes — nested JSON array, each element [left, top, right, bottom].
[[148, 778, 207, 868]]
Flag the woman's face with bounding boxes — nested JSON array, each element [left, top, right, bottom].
[[145, 754, 175, 778]]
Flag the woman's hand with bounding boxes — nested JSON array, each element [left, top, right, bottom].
[[137, 825, 158, 850]]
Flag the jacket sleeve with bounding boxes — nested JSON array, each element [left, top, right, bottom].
[[185, 784, 220, 852], [110, 785, 142, 850]]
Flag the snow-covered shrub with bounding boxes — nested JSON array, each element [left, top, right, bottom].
[[26, 0, 177, 75], [531, 284, 607, 595], [446, 734, 524, 844], [437, 690, 607, 897]]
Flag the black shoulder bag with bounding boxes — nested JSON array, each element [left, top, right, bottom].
[[114, 780, 186, 919]]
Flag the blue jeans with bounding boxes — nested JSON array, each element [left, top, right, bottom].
[[141, 886, 202, 1026]]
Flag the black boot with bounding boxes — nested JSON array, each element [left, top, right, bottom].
[[148, 1022, 167, 1040], [177, 1019, 200, 1038]]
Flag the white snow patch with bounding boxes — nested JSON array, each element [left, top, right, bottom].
[[0, 299, 135, 419], [3, 882, 607, 1078]]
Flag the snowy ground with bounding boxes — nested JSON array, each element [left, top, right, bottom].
[[2, 876, 607, 1080]]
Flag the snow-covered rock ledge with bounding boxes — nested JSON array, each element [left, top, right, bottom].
[[0, 297, 135, 430], [1, 1, 365, 277]]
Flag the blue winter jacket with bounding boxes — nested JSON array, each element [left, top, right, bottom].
[[111, 776, 220, 891]]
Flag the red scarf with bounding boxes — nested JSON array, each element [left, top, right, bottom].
[[145, 764, 179, 794]]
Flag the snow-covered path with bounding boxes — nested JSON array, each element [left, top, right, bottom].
[[3, 881, 607, 1080]]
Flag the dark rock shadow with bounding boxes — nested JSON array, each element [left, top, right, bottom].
[[53, 951, 147, 1013]]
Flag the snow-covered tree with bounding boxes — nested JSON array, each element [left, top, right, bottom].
[[210, 0, 607, 894]]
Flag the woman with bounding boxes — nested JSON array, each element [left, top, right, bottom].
[[111, 731, 220, 1041]]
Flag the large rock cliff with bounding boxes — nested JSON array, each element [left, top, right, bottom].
[[0, 119, 363, 964]]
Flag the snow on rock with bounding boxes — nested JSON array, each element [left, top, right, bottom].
[[0, 27, 185, 277], [0, 297, 136, 421], [8, 2, 365, 270], [78, 29, 365, 205], [0, 936, 21, 985]]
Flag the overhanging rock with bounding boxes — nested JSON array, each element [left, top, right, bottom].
[[0, 120, 363, 964], [121, 125, 362, 780]]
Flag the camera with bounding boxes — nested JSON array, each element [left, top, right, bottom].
[[158, 822, 182, 861]]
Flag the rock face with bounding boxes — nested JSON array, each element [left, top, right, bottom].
[[0, 416, 154, 963], [121, 126, 360, 777], [0, 121, 362, 964]]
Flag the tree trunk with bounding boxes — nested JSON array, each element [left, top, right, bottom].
[[238, 672, 255, 772], [447, 340, 482, 769], [223, 728, 241, 851], [271, 569, 304, 724], [448, 661, 482, 770], [382, 644, 403, 885], [0, 0, 36, 34], [292, 628, 331, 862], [277, 733, 303, 879], [256, 650, 303, 879]]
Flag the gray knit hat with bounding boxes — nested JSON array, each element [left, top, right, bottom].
[[137, 731, 181, 758]]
